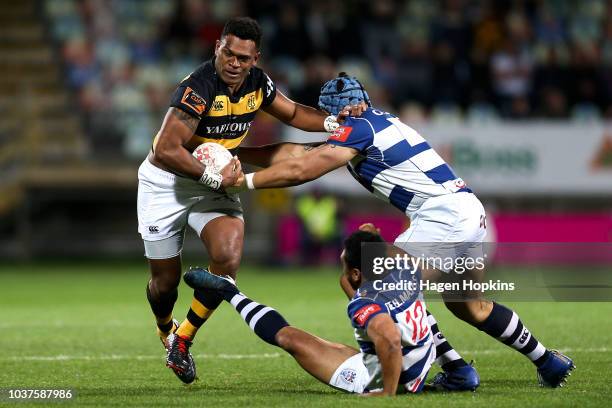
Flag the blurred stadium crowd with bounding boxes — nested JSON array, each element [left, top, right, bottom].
[[45, 0, 612, 157]]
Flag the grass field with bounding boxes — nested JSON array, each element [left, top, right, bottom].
[[1, 260, 610, 407]]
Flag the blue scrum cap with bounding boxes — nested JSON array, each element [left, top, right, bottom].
[[318, 72, 371, 115]]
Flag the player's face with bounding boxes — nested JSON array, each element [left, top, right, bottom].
[[214, 35, 259, 87]]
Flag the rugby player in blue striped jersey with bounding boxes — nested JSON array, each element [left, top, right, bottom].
[[232, 73, 575, 388], [184, 227, 436, 396]]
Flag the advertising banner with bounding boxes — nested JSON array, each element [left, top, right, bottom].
[[284, 123, 612, 196]]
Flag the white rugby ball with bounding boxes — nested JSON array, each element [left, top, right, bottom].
[[192, 142, 233, 173]]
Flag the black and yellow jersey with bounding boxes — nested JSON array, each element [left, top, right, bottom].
[[159, 58, 277, 154]]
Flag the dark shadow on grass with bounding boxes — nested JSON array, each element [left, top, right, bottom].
[[271, 388, 339, 396], [481, 379, 534, 388]]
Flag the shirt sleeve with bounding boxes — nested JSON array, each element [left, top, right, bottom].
[[169, 75, 213, 119], [347, 298, 386, 330], [326, 118, 374, 152], [261, 73, 277, 107]]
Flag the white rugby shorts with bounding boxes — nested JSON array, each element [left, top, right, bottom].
[[394, 192, 487, 272], [329, 349, 434, 394], [328, 353, 371, 393], [137, 158, 243, 259]]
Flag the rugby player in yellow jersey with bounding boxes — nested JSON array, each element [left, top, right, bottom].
[[138, 17, 349, 383]]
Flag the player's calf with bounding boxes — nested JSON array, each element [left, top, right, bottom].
[[175, 216, 243, 341], [146, 281, 178, 338], [275, 326, 313, 355]]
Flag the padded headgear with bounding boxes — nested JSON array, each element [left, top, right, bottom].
[[318, 72, 371, 115]]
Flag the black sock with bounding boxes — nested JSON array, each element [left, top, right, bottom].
[[146, 283, 177, 330], [427, 311, 468, 371], [157, 319, 174, 333], [227, 293, 289, 346], [476, 302, 550, 367]]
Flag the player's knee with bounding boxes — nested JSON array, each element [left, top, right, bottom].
[[150, 274, 180, 295], [210, 250, 241, 276], [203, 218, 243, 276]]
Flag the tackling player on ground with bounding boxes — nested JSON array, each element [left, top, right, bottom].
[[183, 227, 435, 396], [138, 17, 350, 383], [230, 73, 575, 388]]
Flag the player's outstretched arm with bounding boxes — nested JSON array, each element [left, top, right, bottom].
[[237, 142, 324, 167], [249, 143, 358, 189], [366, 314, 402, 397]]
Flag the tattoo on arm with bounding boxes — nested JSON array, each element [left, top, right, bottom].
[[170, 108, 199, 132]]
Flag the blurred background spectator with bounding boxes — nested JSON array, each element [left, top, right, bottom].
[[1, 0, 611, 260], [40, 0, 612, 158], [295, 191, 343, 265]]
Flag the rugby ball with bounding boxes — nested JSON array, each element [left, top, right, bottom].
[[192, 142, 233, 173]]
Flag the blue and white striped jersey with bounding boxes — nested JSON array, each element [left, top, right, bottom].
[[327, 108, 471, 218], [347, 269, 434, 393]]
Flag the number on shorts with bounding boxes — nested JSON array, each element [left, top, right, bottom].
[[480, 214, 487, 229]]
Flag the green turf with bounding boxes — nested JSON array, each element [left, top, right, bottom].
[[0, 261, 610, 407]]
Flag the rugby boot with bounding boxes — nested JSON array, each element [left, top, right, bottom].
[[537, 350, 575, 388], [165, 333, 197, 384], [429, 361, 480, 391]]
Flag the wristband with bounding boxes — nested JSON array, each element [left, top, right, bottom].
[[245, 173, 255, 190], [323, 115, 339, 132], [199, 168, 222, 190]]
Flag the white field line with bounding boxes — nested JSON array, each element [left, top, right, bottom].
[[2, 353, 281, 362], [465, 347, 609, 355], [1, 348, 608, 362], [0, 321, 127, 329]]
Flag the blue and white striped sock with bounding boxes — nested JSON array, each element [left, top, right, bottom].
[[476, 302, 550, 367], [427, 312, 468, 370], [228, 293, 289, 346]]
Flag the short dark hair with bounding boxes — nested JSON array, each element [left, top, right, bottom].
[[222, 17, 262, 49], [343, 231, 386, 281]]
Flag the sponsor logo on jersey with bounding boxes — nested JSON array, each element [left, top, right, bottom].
[[354, 304, 382, 326], [212, 100, 225, 111], [205, 121, 253, 135], [181, 87, 206, 115], [148, 226, 159, 233], [247, 94, 256, 110], [328, 126, 353, 142], [454, 178, 466, 188], [340, 368, 357, 384]]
